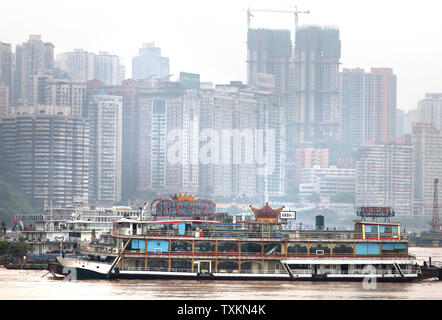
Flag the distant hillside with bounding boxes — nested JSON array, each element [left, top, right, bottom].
[[0, 155, 37, 227]]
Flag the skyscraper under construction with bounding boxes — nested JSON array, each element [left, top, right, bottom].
[[292, 26, 341, 143], [247, 28, 292, 94]]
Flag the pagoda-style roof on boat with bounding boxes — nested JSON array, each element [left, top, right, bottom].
[[250, 203, 285, 222]]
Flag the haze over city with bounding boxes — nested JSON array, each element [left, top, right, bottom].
[[2, 0, 442, 110]]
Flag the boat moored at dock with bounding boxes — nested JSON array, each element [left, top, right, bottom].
[[53, 197, 426, 281]]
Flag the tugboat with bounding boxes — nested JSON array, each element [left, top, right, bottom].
[[52, 196, 429, 282]]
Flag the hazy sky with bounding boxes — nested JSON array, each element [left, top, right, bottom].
[[2, 0, 442, 111]]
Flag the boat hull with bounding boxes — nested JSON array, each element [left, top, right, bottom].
[[53, 258, 420, 282], [108, 272, 417, 282]]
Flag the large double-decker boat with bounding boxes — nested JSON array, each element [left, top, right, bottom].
[[53, 196, 424, 281]]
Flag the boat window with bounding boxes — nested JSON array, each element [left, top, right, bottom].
[[193, 241, 215, 253], [288, 264, 310, 270], [147, 240, 169, 253], [364, 225, 378, 238], [355, 242, 380, 255], [399, 264, 408, 270], [263, 261, 281, 274], [170, 259, 192, 271], [171, 241, 192, 252], [264, 243, 281, 255], [217, 241, 238, 253], [144, 223, 166, 235], [149, 223, 164, 230], [379, 225, 393, 237], [131, 239, 146, 250], [250, 224, 260, 235], [240, 261, 262, 274], [217, 260, 239, 273], [309, 243, 331, 255], [146, 258, 168, 270], [287, 242, 308, 255], [241, 242, 262, 255], [381, 242, 406, 255], [332, 243, 354, 255]]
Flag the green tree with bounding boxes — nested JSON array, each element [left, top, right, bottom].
[[8, 242, 31, 258], [0, 241, 7, 255]]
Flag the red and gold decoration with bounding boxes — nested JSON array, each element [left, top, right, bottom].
[[250, 203, 285, 222]]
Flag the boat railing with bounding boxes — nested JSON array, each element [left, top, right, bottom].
[[79, 244, 118, 255], [118, 229, 408, 240], [135, 230, 285, 239], [120, 267, 195, 273], [118, 266, 289, 275], [288, 269, 415, 275]]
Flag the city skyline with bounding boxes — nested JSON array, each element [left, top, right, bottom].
[[0, 0, 441, 219], [2, 0, 442, 111]]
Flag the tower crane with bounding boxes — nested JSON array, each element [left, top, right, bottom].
[[245, 6, 310, 33]]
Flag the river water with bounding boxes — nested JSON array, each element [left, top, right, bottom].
[[0, 247, 441, 300]]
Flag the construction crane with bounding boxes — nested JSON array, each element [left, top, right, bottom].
[[245, 6, 310, 33], [431, 178, 440, 232]]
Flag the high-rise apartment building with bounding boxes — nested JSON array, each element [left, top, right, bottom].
[[295, 145, 329, 183], [403, 109, 419, 135], [418, 93, 442, 131], [339, 67, 397, 146], [0, 42, 13, 89], [45, 79, 86, 118], [368, 68, 397, 143], [0, 105, 89, 206], [199, 83, 285, 198], [255, 89, 285, 198], [355, 139, 413, 216], [89, 79, 154, 202], [94, 52, 120, 86], [13, 35, 54, 104], [412, 122, 442, 216], [396, 109, 404, 137], [0, 85, 9, 119], [292, 26, 341, 142], [88, 94, 123, 204], [132, 43, 170, 81], [119, 64, 126, 83], [56, 49, 95, 82], [27, 71, 54, 106], [137, 84, 199, 195], [339, 68, 370, 147]]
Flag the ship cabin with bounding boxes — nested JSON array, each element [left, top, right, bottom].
[[354, 221, 401, 240]]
